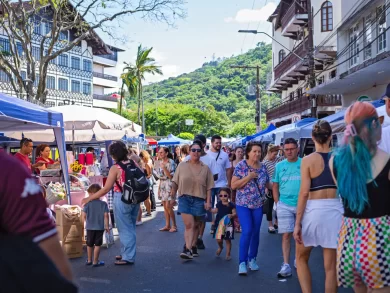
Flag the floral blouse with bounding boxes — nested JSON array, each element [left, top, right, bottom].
[[233, 160, 269, 209], [155, 159, 176, 180]]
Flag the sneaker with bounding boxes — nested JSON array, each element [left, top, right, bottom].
[[180, 248, 193, 260], [294, 259, 297, 269], [136, 221, 143, 226], [277, 263, 292, 278], [268, 227, 276, 234], [196, 238, 205, 250], [238, 262, 248, 275], [248, 258, 259, 271], [192, 246, 199, 257], [210, 225, 216, 234]]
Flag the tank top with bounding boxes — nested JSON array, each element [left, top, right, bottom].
[[113, 161, 127, 193], [310, 152, 337, 192], [334, 158, 390, 219]]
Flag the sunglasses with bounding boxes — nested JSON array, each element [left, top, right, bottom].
[[219, 194, 229, 198], [191, 149, 202, 153]]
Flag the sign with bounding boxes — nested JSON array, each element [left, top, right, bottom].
[[292, 114, 301, 123], [185, 119, 194, 126], [357, 95, 372, 102]]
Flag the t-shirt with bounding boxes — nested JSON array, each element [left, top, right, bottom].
[[263, 156, 285, 179], [184, 154, 218, 176], [0, 152, 56, 243], [378, 125, 390, 154], [207, 150, 231, 188], [215, 201, 235, 224], [83, 200, 109, 230], [233, 160, 269, 209], [14, 152, 31, 171], [172, 161, 215, 199], [35, 157, 55, 175], [272, 157, 302, 207]]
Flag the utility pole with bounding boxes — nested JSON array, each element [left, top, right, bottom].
[[307, 0, 317, 118], [231, 65, 262, 132]]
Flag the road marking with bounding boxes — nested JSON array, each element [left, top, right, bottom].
[[79, 277, 111, 284]]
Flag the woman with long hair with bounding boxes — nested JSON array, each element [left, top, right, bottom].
[[262, 144, 284, 233], [293, 120, 343, 293], [35, 144, 60, 174], [329, 102, 390, 293], [174, 146, 182, 165], [180, 144, 190, 161], [231, 142, 272, 275], [139, 150, 153, 217], [157, 147, 177, 232], [171, 141, 214, 259], [230, 146, 244, 233]]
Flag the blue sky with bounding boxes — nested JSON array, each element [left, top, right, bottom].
[[102, 0, 278, 84]]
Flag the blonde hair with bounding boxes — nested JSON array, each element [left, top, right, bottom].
[[139, 150, 150, 162]]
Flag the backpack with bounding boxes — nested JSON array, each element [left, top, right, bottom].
[[115, 161, 150, 205]]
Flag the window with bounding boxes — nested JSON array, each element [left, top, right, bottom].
[[16, 42, 23, 56], [278, 49, 286, 64], [46, 76, 55, 89], [33, 74, 40, 87], [377, 5, 387, 52], [329, 69, 336, 79], [321, 1, 333, 32], [0, 70, 10, 82], [71, 80, 80, 93], [83, 59, 92, 72], [59, 31, 68, 41], [58, 78, 68, 91], [82, 82, 91, 95], [0, 38, 10, 53], [32, 46, 40, 61], [349, 24, 359, 67], [45, 22, 52, 35], [21, 71, 26, 80], [71, 56, 81, 69], [363, 14, 372, 60], [58, 54, 68, 67], [33, 19, 41, 35]]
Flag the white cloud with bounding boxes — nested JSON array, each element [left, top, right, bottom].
[[225, 3, 277, 23], [145, 65, 180, 84], [149, 49, 167, 62]]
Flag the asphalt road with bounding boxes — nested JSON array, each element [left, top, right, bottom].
[[71, 197, 353, 293]]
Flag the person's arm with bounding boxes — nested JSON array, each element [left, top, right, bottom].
[[211, 207, 218, 214], [104, 212, 109, 233], [294, 158, 311, 244], [226, 157, 232, 187], [81, 211, 86, 227], [145, 164, 152, 179], [205, 188, 211, 210], [231, 172, 257, 190], [81, 166, 119, 205], [170, 182, 178, 198], [272, 183, 280, 204], [229, 207, 237, 219], [162, 162, 173, 179], [31, 160, 46, 169]]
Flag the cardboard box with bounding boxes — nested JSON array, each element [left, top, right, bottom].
[[57, 224, 84, 243], [61, 241, 83, 259], [55, 206, 82, 226]]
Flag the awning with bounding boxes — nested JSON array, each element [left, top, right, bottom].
[[146, 138, 158, 145], [244, 124, 277, 143]]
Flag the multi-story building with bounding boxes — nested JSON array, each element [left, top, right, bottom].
[[266, 0, 343, 126], [308, 0, 390, 107], [0, 12, 122, 109]]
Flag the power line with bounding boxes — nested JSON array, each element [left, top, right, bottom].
[[251, 0, 269, 47], [241, 0, 258, 52]]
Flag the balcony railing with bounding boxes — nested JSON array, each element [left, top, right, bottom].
[[93, 72, 118, 82], [93, 94, 118, 102], [274, 37, 308, 81], [281, 0, 308, 30], [266, 95, 342, 121], [95, 52, 118, 62]]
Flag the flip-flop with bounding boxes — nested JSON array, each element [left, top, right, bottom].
[[159, 227, 171, 231], [115, 255, 122, 260], [115, 260, 134, 266], [92, 261, 105, 267], [169, 227, 178, 233], [85, 260, 92, 266], [226, 256, 232, 261]]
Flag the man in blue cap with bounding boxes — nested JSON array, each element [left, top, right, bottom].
[[378, 84, 390, 153]]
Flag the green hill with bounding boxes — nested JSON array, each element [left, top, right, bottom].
[[123, 42, 281, 137]]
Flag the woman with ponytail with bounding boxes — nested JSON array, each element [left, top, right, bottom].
[[329, 102, 390, 292]]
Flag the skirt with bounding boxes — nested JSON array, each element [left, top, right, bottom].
[[301, 198, 343, 248], [337, 215, 390, 289]]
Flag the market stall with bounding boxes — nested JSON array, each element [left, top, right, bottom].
[[158, 134, 191, 145]]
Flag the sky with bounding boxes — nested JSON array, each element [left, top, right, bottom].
[[101, 0, 279, 85]]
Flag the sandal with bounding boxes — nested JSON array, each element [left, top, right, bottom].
[[169, 227, 177, 233], [115, 255, 122, 260], [159, 227, 170, 232], [92, 261, 105, 267], [115, 260, 134, 266], [226, 256, 232, 261], [85, 260, 92, 266], [268, 227, 276, 234], [216, 246, 223, 257]]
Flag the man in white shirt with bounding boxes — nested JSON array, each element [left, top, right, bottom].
[[379, 85, 390, 153], [207, 135, 232, 234]]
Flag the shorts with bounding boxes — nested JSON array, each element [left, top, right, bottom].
[[211, 188, 220, 208], [337, 215, 390, 289], [178, 195, 206, 219], [277, 201, 297, 234], [86, 230, 104, 247]]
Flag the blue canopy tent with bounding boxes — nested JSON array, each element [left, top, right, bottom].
[[158, 134, 191, 146], [243, 124, 277, 144], [0, 94, 71, 203]]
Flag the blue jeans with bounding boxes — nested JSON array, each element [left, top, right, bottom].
[[236, 205, 263, 264], [211, 188, 220, 208], [113, 192, 140, 262]]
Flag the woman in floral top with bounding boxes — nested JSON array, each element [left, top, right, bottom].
[[231, 142, 272, 276], [156, 147, 177, 232]]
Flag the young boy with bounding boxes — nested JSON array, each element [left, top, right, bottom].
[[82, 184, 109, 267]]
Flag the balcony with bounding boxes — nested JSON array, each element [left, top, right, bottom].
[[93, 94, 118, 102], [93, 72, 118, 88], [93, 94, 118, 109], [93, 53, 118, 67], [266, 95, 342, 122], [281, 0, 308, 38], [93, 72, 118, 82]]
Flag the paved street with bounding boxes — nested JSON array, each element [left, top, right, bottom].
[[71, 198, 353, 293]]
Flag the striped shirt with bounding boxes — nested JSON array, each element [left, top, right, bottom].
[[263, 156, 285, 179]]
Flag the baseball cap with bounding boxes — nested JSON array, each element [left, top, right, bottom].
[[194, 134, 207, 144]]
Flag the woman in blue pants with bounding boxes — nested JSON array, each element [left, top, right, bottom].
[[231, 142, 272, 275]]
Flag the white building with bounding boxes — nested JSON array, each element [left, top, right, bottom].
[[266, 0, 343, 126], [309, 0, 390, 107]]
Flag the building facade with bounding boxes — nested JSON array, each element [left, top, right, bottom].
[[266, 0, 343, 126]]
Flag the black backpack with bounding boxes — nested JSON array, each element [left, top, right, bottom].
[[115, 161, 150, 205]]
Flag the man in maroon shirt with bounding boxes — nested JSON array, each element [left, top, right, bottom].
[[14, 138, 45, 171], [0, 151, 73, 282]]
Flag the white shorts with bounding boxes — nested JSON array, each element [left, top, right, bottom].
[[277, 201, 297, 234]]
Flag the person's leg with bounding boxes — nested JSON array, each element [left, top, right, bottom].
[[168, 200, 177, 229], [192, 220, 200, 248], [282, 233, 293, 264], [150, 189, 156, 210], [87, 246, 93, 263], [137, 207, 142, 223], [236, 205, 253, 264], [267, 197, 274, 227], [216, 239, 223, 256], [322, 248, 337, 293], [181, 213, 195, 250], [225, 239, 232, 260], [198, 221, 206, 238], [161, 201, 170, 229], [296, 242, 313, 293], [144, 192, 152, 215], [93, 246, 101, 264], [248, 207, 263, 262], [210, 188, 219, 231]]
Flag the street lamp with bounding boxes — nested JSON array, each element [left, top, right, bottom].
[[238, 30, 305, 61]]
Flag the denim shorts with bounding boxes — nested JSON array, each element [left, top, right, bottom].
[[178, 195, 206, 218]]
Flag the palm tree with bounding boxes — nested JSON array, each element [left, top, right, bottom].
[[120, 68, 138, 115], [122, 45, 162, 132]]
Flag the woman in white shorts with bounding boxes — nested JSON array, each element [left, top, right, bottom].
[[293, 120, 343, 293]]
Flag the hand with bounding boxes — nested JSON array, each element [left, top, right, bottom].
[[248, 171, 258, 180], [204, 201, 211, 211], [293, 225, 303, 245], [105, 227, 109, 233], [81, 197, 90, 206], [35, 161, 46, 166]]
